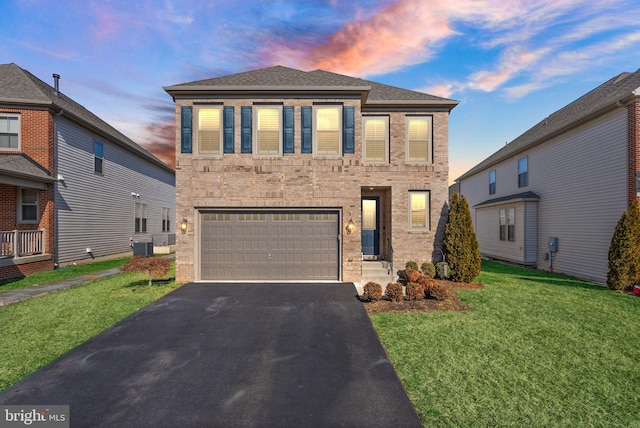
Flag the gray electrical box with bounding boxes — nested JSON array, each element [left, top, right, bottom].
[[133, 241, 153, 257], [548, 237, 558, 253]]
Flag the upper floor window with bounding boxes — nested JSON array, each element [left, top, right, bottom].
[[315, 106, 341, 155], [409, 191, 430, 230], [0, 114, 20, 150], [489, 170, 496, 195], [255, 106, 282, 155], [93, 141, 103, 174], [406, 116, 432, 162], [363, 116, 389, 163], [518, 157, 528, 187], [18, 187, 39, 223], [197, 107, 222, 155]]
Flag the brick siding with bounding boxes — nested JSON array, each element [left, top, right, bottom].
[[0, 107, 55, 280], [174, 98, 450, 283]]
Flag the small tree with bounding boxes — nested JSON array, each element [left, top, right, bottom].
[[443, 192, 481, 283], [122, 256, 171, 286], [607, 199, 640, 291]]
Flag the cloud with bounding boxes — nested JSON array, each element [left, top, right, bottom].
[[141, 121, 176, 169]]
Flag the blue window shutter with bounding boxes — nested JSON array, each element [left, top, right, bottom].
[[301, 106, 312, 154], [180, 106, 192, 154], [223, 106, 234, 153], [343, 106, 355, 154], [241, 106, 252, 153], [283, 106, 294, 153]]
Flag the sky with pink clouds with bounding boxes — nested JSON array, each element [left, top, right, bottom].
[[2, 0, 639, 181]]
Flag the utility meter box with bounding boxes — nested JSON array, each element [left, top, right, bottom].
[[548, 237, 559, 253]]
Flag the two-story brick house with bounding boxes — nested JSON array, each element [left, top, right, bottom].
[[455, 68, 640, 284], [164, 66, 458, 283], [1, 63, 176, 280]]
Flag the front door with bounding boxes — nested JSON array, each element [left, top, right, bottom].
[[361, 197, 379, 256]]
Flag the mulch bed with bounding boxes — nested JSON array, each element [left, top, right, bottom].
[[362, 280, 484, 315]]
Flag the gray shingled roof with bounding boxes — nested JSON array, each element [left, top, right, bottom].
[[457, 69, 640, 181], [0, 154, 56, 182], [0, 63, 173, 173], [164, 65, 458, 108], [474, 191, 540, 208]]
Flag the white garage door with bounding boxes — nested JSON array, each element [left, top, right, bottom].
[[200, 211, 340, 280]]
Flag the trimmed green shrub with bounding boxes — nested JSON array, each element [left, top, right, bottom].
[[424, 281, 450, 301], [406, 282, 423, 301], [405, 260, 419, 271], [607, 199, 640, 291], [385, 282, 403, 302], [122, 256, 170, 286], [421, 262, 436, 278], [362, 281, 383, 302], [443, 193, 482, 283]]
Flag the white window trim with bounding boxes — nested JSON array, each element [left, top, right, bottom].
[[362, 116, 389, 163], [195, 106, 223, 156], [489, 170, 496, 195], [162, 207, 170, 232], [313, 105, 342, 157], [93, 140, 104, 174], [518, 156, 528, 187], [17, 187, 39, 224], [253, 105, 283, 157], [135, 202, 148, 234], [408, 190, 430, 231], [0, 113, 21, 151], [405, 116, 433, 164]]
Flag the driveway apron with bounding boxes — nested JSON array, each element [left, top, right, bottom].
[[0, 283, 422, 428]]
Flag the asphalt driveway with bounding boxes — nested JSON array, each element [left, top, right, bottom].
[[0, 283, 422, 427]]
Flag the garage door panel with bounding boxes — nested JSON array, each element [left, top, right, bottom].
[[201, 210, 338, 280]]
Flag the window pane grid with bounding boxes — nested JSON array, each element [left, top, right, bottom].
[[365, 118, 386, 162], [409, 192, 429, 229], [198, 109, 221, 154], [407, 118, 430, 162]]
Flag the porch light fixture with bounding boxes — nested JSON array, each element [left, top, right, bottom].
[[180, 219, 188, 235], [345, 212, 356, 235]]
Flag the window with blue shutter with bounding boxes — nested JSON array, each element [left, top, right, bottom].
[[180, 106, 192, 154], [283, 106, 295, 153], [343, 106, 354, 154], [301, 106, 312, 154], [223, 106, 234, 153], [241, 106, 252, 153]]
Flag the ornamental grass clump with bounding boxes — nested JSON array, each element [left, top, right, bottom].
[[362, 281, 383, 302], [385, 282, 403, 302], [122, 256, 171, 287]]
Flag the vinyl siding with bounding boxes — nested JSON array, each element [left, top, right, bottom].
[[460, 108, 628, 284], [54, 117, 175, 264], [523, 201, 537, 264]]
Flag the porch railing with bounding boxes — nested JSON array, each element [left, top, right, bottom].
[[0, 229, 45, 258], [387, 238, 394, 275]]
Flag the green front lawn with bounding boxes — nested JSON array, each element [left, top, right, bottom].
[[371, 261, 640, 427], [0, 265, 179, 392], [0, 257, 130, 293]]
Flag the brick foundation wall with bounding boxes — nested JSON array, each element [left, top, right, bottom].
[[0, 259, 53, 281], [174, 98, 450, 283]]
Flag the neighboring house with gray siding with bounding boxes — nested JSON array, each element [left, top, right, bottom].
[[0, 63, 175, 280], [455, 69, 640, 284], [164, 66, 457, 284]]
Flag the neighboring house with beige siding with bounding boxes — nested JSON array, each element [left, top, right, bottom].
[[455, 69, 640, 284], [0, 63, 175, 280], [164, 66, 458, 284]]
